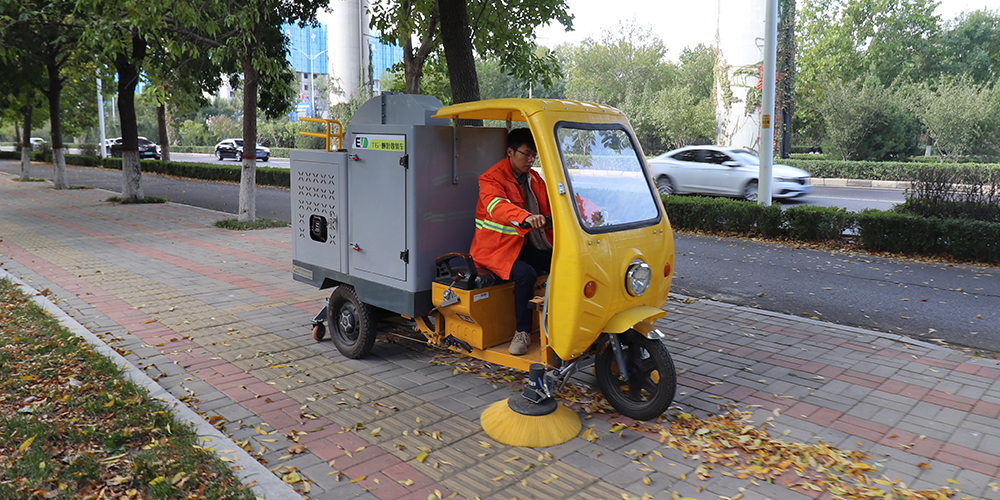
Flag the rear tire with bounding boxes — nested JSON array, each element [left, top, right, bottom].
[[327, 286, 376, 359], [742, 180, 759, 202], [595, 330, 676, 420], [656, 176, 675, 196]]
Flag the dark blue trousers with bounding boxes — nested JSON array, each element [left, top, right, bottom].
[[510, 243, 552, 333]]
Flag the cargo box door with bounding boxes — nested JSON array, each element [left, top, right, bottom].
[[348, 134, 407, 281]]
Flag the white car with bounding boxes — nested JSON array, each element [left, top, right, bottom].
[[30, 137, 47, 150], [647, 145, 811, 201]]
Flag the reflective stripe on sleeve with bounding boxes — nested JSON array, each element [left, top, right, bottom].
[[475, 218, 519, 236], [486, 197, 509, 217]]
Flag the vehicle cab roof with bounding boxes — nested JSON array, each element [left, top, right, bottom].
[[432, 98, 623, 122]]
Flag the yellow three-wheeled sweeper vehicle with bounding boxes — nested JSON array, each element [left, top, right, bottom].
[[291, 94, 677, 428]]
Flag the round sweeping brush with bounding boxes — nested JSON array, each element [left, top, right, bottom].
[[481, 364, 581, 448]]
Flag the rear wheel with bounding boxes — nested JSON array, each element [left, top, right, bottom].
[[742, 180, 759, 202], [327, 285, 376, 359], [656, 176, 674, 196], [595, 330, 676, 420]]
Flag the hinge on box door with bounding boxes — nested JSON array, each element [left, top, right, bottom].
[[399, 154, 408, 169], [400, 249, 409, 263]]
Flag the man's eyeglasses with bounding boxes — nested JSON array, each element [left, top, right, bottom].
[[513, 149, 538, 160]]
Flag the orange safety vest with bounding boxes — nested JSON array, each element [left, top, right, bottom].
[[470, 157, 553, 280]]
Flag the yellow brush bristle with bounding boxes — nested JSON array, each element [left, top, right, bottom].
[[480, 399, 581, 448]]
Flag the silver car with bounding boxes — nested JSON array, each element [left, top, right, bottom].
[[647, 145, 811, 201]]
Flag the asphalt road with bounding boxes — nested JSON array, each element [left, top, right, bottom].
[[3, 159, 997, 352]]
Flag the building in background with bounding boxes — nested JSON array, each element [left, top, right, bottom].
[[285, 1, 403, 114], [370, 34, 404, 94], [319, 0, 368, 105], [715, 1, 765, 151], [284, 23, 329, 117]]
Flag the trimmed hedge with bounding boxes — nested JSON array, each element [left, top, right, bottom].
[[0, 152, 288, 187], [661, 195, 1000, 263], [661, 196, 783, 237], [95, 157, 289, 187], [857, 209, 1000, 262], [783, 158, 1000, 182]]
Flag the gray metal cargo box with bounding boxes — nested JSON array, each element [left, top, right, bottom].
[[292, 94, 508, 317]]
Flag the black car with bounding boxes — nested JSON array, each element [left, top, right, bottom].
[[214, 138, 269, 162], [109, 137, 161, 160]]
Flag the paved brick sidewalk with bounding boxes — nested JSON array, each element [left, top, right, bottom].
[[2, 172, 999, 500]]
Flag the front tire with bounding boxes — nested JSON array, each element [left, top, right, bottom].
[[216, 150, 224, 161], [742, 180, 759, 202], [595, 330, 676, 420], [327, 286, 376, 359], [656, 176, 675, 196]]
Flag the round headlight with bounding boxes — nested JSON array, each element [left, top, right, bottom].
[[625, 259, 652, 297]]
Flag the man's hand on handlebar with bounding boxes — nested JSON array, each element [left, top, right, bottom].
[[521, 214, 547, 229]]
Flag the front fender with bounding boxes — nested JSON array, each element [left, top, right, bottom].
[[603, 306, 665, 334]]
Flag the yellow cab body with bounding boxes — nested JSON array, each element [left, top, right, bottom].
[[433, 99, 675, 361]]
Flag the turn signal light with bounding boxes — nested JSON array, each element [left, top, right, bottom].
[[664, 263, 672, 277], [583, 280, 597, 298]]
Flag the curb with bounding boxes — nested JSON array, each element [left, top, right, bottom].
[[0, 269, 300, 500], [808, 177, 911, 189]]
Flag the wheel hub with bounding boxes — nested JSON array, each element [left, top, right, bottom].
[[338, 308, 356, 333]]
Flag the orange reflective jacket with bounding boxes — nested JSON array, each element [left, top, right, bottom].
[[469, 157, 552, 280]]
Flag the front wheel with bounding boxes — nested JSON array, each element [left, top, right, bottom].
[[656, 176, 674, 196], [327, 286, 377, 358], [595, 330, 676, 420]]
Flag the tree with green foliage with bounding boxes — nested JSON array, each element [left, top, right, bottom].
[[0, 35, 48, 180], [370, 0, 572, 103], [562, 22, 718, 154], [796, 0, 941, 146], [932, 9, 1000, 84], [820, 74, 920, 160], [911, 76, 1000, 158], [76, 0, 204, 199], [187, 0, 320, 222], [1, 0, 94, 189]]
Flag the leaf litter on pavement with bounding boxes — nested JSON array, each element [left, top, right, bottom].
[[0, 278, 255, 500], [431, 352, 957, 500]]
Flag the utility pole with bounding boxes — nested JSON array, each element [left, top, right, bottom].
[[759, 0, 778, 206]]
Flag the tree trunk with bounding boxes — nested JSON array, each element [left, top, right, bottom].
[[45, 52, 68, 189], [157, 103, 170, 162], [403, 38, 423, 94], [238, 27, 261, 223], [116, 32, 147, 200], [438, 0, 480, 105], [20, 106, 32, 180]]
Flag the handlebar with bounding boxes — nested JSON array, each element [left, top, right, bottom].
[[515, 216, 553, 230]]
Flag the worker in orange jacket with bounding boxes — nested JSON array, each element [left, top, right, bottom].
[[470, 128, 552, 355]]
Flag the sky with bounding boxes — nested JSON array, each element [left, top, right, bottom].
[[535, 0, 997, 61]]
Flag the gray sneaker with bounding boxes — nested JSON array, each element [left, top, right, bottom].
[[509, 331, 531, 355]]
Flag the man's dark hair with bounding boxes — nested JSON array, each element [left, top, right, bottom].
[[507, 128, 536, 150]]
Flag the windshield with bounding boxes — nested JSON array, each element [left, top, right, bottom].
[[556, 124, 660, 231], [730, 149, 759, 165]]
